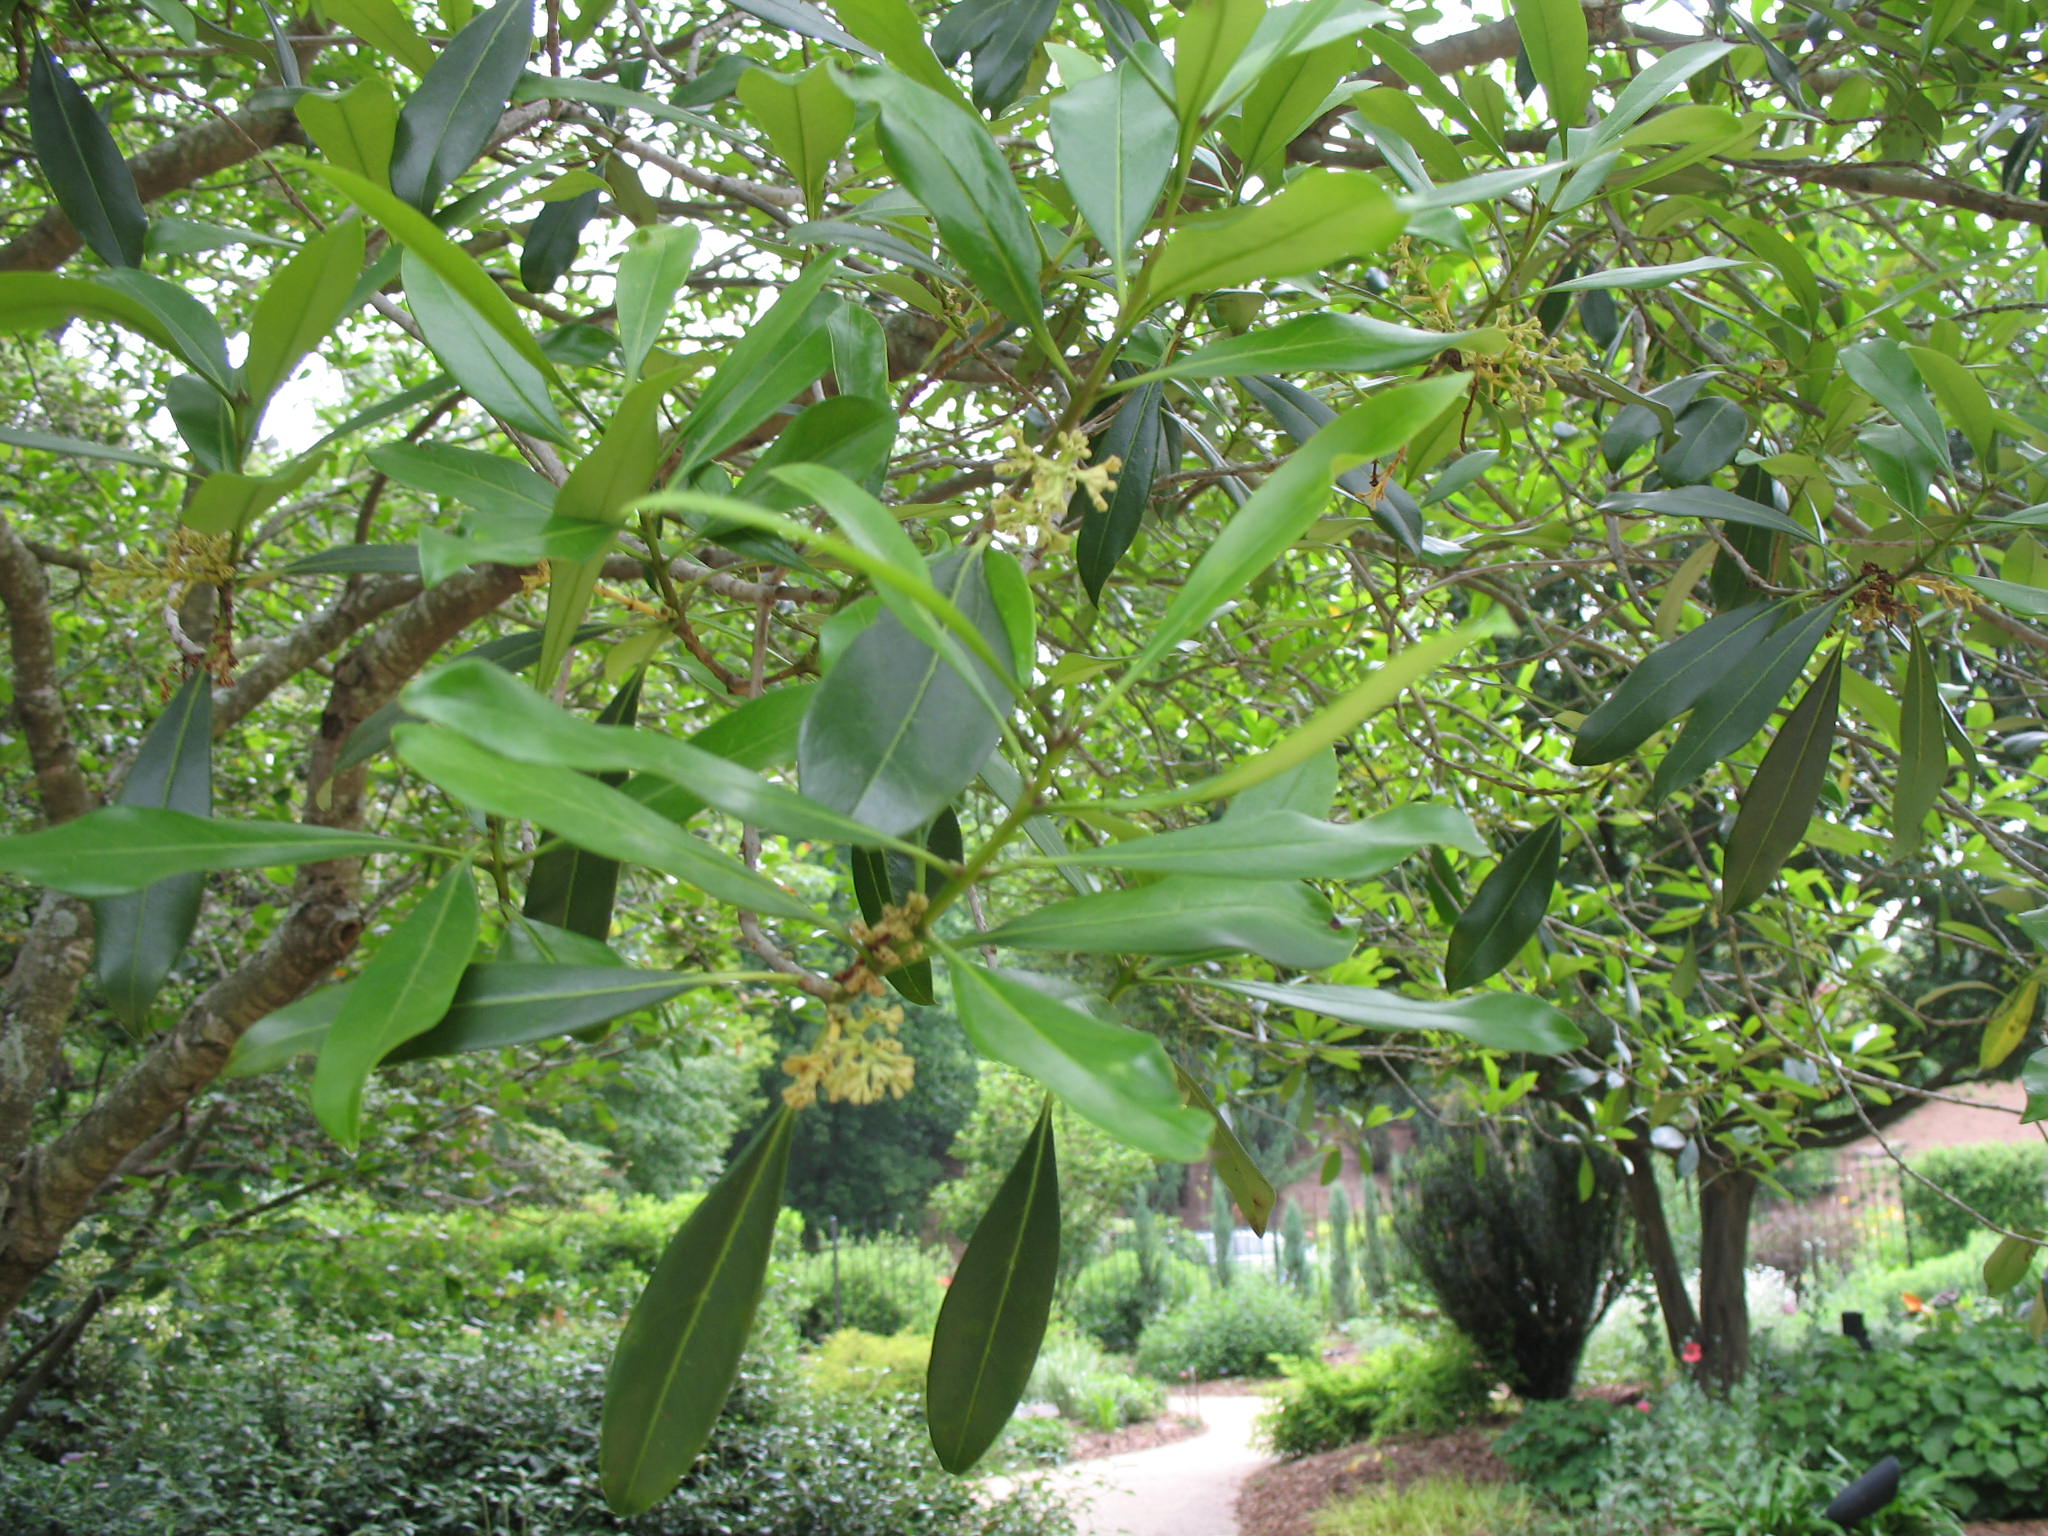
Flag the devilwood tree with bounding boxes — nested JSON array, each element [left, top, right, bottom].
[[5, 0, 2048, 1508]]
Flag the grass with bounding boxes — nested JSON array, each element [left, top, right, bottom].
[[1313, 1477, 1544, 1536]]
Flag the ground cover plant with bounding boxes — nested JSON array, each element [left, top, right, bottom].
[[8, 0, 2048, 1514], [1258, 1333, 1494, 1457]]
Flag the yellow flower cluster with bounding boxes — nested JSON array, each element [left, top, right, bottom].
[[94, 528, 235, 607], [992, 427, 1118, 552], [781, 1003, 916, 1109]]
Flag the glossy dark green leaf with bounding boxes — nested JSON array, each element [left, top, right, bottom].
[[1596, 487, 1819, 545], [520, 187, 600, 294], [1076, 379, 1164, 603], [602, 1107, 794, 1515], [91, 672, 212, 1029], [1577, 288, 1619, 348], [1207, 978, 1587, 1054], [1050, 806, 1482, 880], [0, 808, 413, 897], [523, 671, 642, 939], [946, 957, 1212, 1159], [1651, 599, 1844, 801], [1241, 375, 1422, 553], [1653, 396, 1748, 486], [930, 0, 1055, 114], [1172, 1063, 1275, 1234], [1049, 61, 1175, 289], [984, 876, 1352, 971], [736, 397, 897, 510], [385, 962, 700, 1061], [1571, 600, 1791, 765], [28, 46, 146, 269], [1843, 338, 1950, 471], [97, 269, 235, 396], [1719, 649, 1842, 914], [393, 724, 824, 924], [1124, 313, 1486, 388], [403, 249, 564, 441], [633, 685, 817, 826], [389, 0, 534, 212], [1894, 626, 1948, 856], [311, 863, 479, 1148], [1443, 817, 1561, 991], [798, 549, 1013, 837], [849, 809, 955, 1006], [837, 68, 1043, 327], [926, 1099, 1059, 1473], [1599, 373, 1709, 470], [669, 260, 835, 477], [1707, 515, 1781, 612]]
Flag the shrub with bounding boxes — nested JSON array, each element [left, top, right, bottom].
[[1901, 1143, 2048, 1257], [807, 1329, 929, 1400], [0, 1320, 1074, 1536], [1134, 1276, 1321, 1381], [1492, 1397, 1634, 1508], [780, 1231, 945, 1342], [1392, 1107, 1630, 1400], [1257, 1335, 1494, 1458], [1312, 1477, 1541, 1536], [1754, 1315, 2048, 1521], [1062, 1249, 1203, 1354], [1027, 1333, 1164, 1430]]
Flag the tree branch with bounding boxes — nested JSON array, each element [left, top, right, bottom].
[[0, 513, 92, 826]]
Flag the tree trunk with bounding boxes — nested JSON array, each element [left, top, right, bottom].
[[1697, 1160, 1757, 1391], [1622, 1134, 1700, 1361]]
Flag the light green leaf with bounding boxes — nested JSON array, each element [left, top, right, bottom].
[[1050, 62, 1175, 291], [984, 876, 1352, 971], [1048, 806, 1482, 880], [945, 956, 1213, 1160], [1590, 41, 1736, 147], [1985, 1233, 2039, 1297], [1958, 575, 2048, 617], [1205, 978, 1587, 1053], [1719, 649, 1842, 914], [1514, 0, 1589, 128], [828, 0, 965, 100], [1905, 344, 1995, 467], [1173, 1063, 1275, 1234], [0, 808, 415, 896], [601, 1108, 794, 1515], [1544, 257, 1749, 291], [1115, 312, 1490, 389], [311, 863, 479, 1148], [616, 224, 701, 384], [295, 79, 400, 182], [96, 270, 236, 396], [1982, 976, 2041, 1072], [403, 248, 565, 442], [244, 223, 366, 420], [737, 64, 854, 215], [668, 260, 836, 477], [368, 440, 554, 516], [0, 425, 184, 474], [1147, 169, 1404, 304], [1173, 0, 1264, 131], [324, 0, 437, 73]]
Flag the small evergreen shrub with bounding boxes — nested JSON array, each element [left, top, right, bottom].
[[1327, 1186, 1357, 1321], [1134, 1276, 1320, 1380], [1027, 1334, 1164, 1430], [1900, 1143, 2047, 1257], [806, 1329, 928, 1400], [1256, 1335, 1494, 1458], [1062, 1250, 1202, 1354]]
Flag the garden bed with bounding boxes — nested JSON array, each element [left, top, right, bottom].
[[1236, 1422, 1512, 1536]]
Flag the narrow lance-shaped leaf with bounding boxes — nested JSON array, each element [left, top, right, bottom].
[[1048, 806, 1482, 880], [295, 78, 400, 183], [389, 0, 534, 213], [1843, 337, 1951, 472], [0, 808, 419, 897], [92, 671, 212, 1029], [523, 670, 643, 939], [1075, 378, 1163, 603], [311, 863, 479, 1148], [1049, 62, 1175, 291], [28, 46, 147, 269], [1982, 975, 2043, 1073], [519, 187, 601, 295], [1513, 0, 1590, 128], [1204, 978, 1588, 1055], [1173, 1062, 1275, 1235], [616, 224, 700, 383], [602, 1107, 795, 1515], [1719, 649, 1843, 915], [244, 222, 366, 422], [926, 1098, 1060, 1474], [1444, 817, 1562, 991], [403, 249, 565, 442], [850, 805, 959, 1007], [1145, 169, 1404, 305], [986, 876, 1353, 972], [1572, 601, 1791, 766], [1894, 625, 1948, 856]]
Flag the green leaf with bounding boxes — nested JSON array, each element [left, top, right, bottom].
[[1654, 398, 1748, 487], [797, 548, 1014, 837], [224, 983, 350, 1078], [295, 79, 400, 183], [1983, 976, 2041, 1072], [829, 0, 964, 100], [1513, 0, 1588, 127], [393, 724, 826, 925], [2022, 1047, 2048, 1126], [632, 685, 817, 826], [1076, 378, 1164, 602], [616, 224, 701, 383], [1117, 312, 1488, 388], [668, 260, 836, 477], [1957, 575, 2048, 617], [1444, 817, 1561, 991], [1984, 1233, 2039, 1297], [1843, 336, 1951, 472], [601, 1107, 794, 1516], [311, 863, 479, 1147], [1905, 343, 1996, 467], [28, 46, 147, 269], [1217, 27, 1365, 176], [385, 962, 703, 1061], [403, 248, 565, 442], [91, 671, 211, 1029], [244, 222, 366, 419], [1595, 487, 1819, 545], [1205, 978, 1587, 1054], [1545, 257, 1748, 291], [1228, 747, 1338, 821], [1049, 62, 1175, 291], [738, 64, 855, 214], [0, 425, 183, 474], [836, 68, 1044, 329], [1173, 0, 1264, 131], [1590, 40, 1735, 147], [984, 876, 1352, 971], [389, 0, 534, 212], [929, 0, 1055, 114], [926, 1098, 1059, 1474], [0, 808, 415, 897], [522, 670, 643, 939], [336, 629, 600, 775], [324, 0, 438, 73], [1895, 625, 1947, 856], [1147, 170, 1404, 305], [945, 956, 1212, 1160], [1050, 806, 1481, 880], [1719, 649, 1842, 914], [1172, 1063, 1275, 1234], [404, 659, 906, 849], [851, 838, 934, 1004], [1129, 373, 1468, 678], [738, 400, 897, 512], [1651, 600, 1843, 801], [96, 269, 236, 396], [1572, 601, 1791, 766], [0, 273, 178, 356], [369, 440, 554, 516], [520, 187, 601, 295]]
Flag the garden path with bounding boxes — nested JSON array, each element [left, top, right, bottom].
[[1045, 1390, 1273, 1536]]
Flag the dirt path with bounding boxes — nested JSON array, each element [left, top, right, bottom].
[[1042, 1391, 1275, 1536]]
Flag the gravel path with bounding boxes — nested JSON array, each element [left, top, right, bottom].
[[1042, 1391, 1274, 1536]]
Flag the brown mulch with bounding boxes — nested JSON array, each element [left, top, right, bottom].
[[1235, 1421, 1514, 1536], [1066, 1412, 1205, 1461]]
